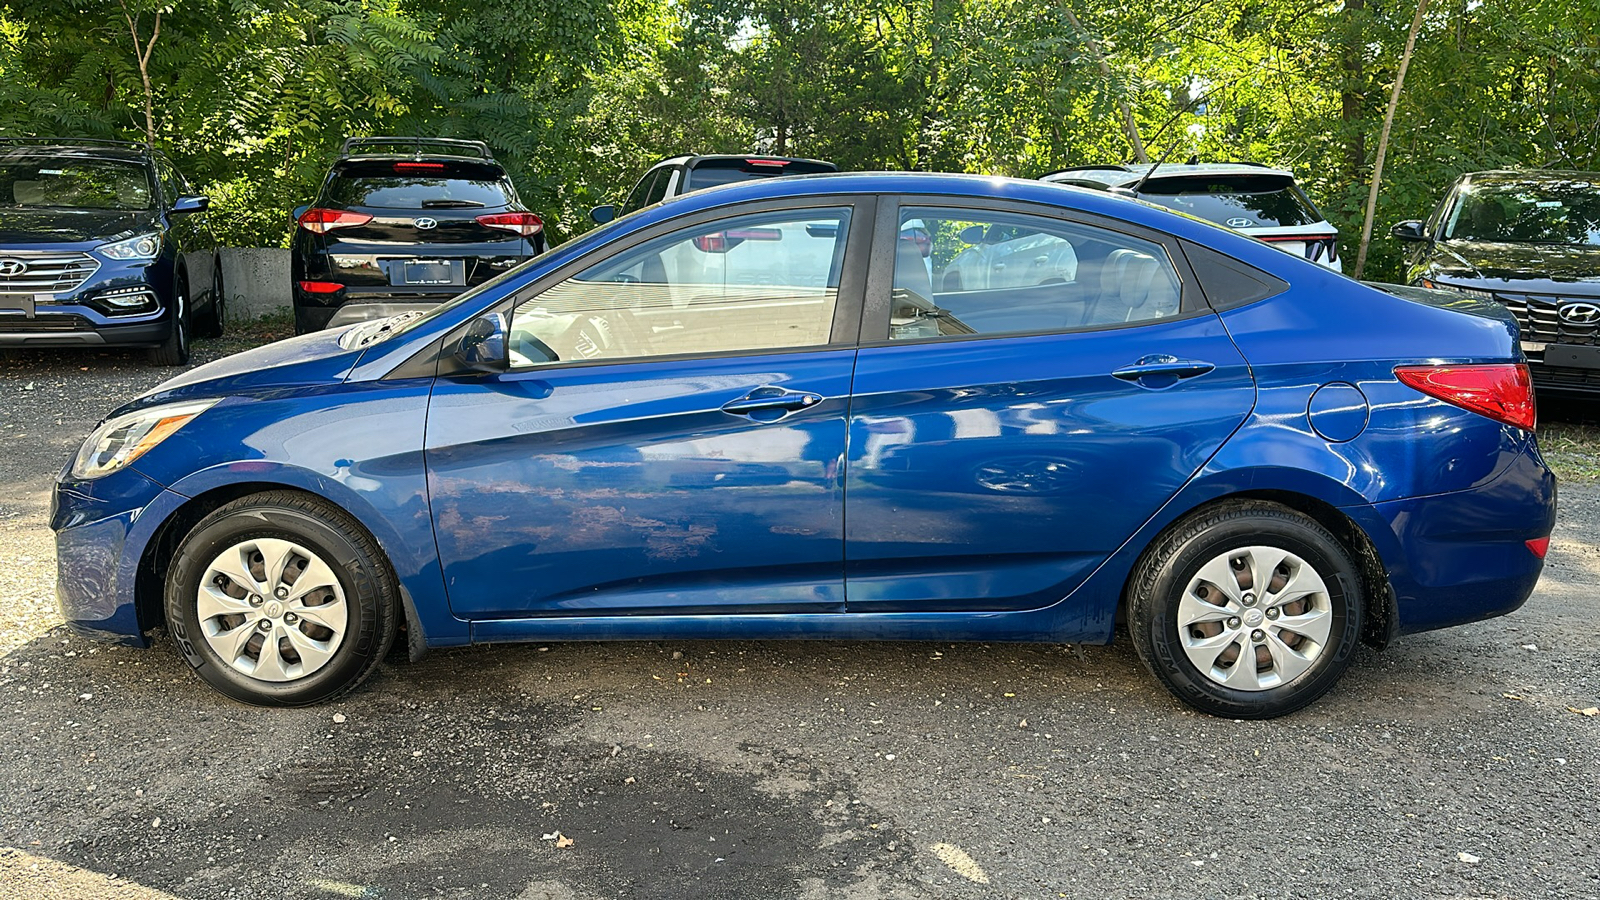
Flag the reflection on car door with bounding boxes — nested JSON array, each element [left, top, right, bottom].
[[424, 203, 864, 620], [845, 202, 1257, 613]]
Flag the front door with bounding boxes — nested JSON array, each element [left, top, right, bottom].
[[425, 203, 864, 619], [845, 202, 1257, 612]]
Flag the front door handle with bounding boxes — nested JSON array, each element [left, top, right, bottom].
[[721, 387, 824, 416], [1111, 355, 1216, 383]]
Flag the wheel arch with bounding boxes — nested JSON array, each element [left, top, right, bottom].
[[1112, 482, 1398, 651], [133, 481, 439, 658]]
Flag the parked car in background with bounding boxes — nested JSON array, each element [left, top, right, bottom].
[[290, 137, 545, 333], [1041, 163, 1343, 271], [590, 154, 838, 224], [1395, 169, 1600, 396], [0, 138, 222, 365], [56, 172, 1553, 719]]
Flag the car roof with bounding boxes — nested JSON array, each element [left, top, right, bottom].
[[1042, 162, 1296, 187], [1454, 169, 1600, 188], [0, 142, 152, 164]]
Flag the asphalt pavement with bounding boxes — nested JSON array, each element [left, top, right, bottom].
[[2, 342, 1597, 900]]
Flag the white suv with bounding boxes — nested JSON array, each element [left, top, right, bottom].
[[1041, 163, 1343, 271]]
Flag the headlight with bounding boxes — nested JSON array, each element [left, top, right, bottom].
[[98, 232, 162, 261], [1420, 279, 1495, 302], [71, 399, 218, 480]]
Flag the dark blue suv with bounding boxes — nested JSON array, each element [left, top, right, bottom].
[[0, 138, 222, 365]]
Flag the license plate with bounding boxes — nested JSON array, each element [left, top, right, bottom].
[[0, 293, 37, 317], [1544, 344, 1600, 370], [400, 260, 461, 286]]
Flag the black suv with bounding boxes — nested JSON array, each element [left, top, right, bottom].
[[291, 137, 546, 332], [1395, 170, 1600, 396], [590, 154, 838, 224], [0, 138, 221, 365]]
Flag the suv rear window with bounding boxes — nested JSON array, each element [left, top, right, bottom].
[[685, 159, 837, 192], [1137, 175, 1323, 228], [326, 161, 513, 210]]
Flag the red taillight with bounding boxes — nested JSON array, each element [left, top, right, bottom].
[[297, 280, 343, 294], [475, 212, 543, 237], [394, 161, 446, 173], [744, 158, 790, 167], [1257, 233, 1336, 243], [297, 208, 373, 234], [1394, 363, 1536, 431], [1525, 536, 1550, 559]]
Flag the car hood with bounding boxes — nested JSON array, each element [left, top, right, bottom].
[[134, 328, 363, 407], [1429, 240, 1600, 286], [0, 207, 156, 246]]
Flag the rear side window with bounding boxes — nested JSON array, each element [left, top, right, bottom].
[[326, 162, 512, 210], [685, 159, 837, 192], [1137, 175, 1323, 228]]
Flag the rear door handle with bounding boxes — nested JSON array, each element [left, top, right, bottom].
[[721, 387, 824, 416], [1111, 355, 1216, 382]]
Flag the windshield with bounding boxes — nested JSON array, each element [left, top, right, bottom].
[[1137, 175, 1323, 228], [0, 158, 154, 210], [1443, 179, 1600, 246]]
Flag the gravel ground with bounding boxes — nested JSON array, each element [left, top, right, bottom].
[[1, 339, 1598, 900]]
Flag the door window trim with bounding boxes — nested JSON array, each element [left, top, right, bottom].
[[859, 195, 1209, 348], [429, 194, 878, 377]]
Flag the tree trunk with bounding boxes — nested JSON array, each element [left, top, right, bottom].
[[119, 1, 161, 145], [1354, 0, 1430, 279], [1340, 0, 1366, 187], [1062, 3, 1149, 163]]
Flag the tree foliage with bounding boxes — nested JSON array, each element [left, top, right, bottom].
[[0, 0, 1595, 276]]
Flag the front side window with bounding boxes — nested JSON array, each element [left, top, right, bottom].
[[1, 159, 154, 211], [887, 208, 1182, 340], [508, 207, 851, 367]]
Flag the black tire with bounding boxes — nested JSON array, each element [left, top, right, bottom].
[[165, 491, 399, 706], [1127, 500, 1363, 719], [197, 259, 225, 339], [147, 273, 191, 366]]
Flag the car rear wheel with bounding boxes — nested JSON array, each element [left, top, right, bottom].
[[165, 491, 399, 706], [1128, 500, 1363, 719], [147, 274, 191, 366]]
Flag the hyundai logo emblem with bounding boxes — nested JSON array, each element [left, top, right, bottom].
[[1225, 217, 1255, 228], [0, 259, 28, 277], [413, 217, 438, 230], [1558, 301, 1600, 326]]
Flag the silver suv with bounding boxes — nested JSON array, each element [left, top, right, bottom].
[[1041, 163, 1342, 271]]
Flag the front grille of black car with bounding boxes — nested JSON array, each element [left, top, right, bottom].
[[0, 251, 100, 294], [0, 314, 93, 331], [1531, 364, 1600, 391], [1496, 291, 1600, 346]]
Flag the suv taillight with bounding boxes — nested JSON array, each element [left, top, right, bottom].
[[1394, 363, 1536, 431], [476, 212, 543, 236], [298, 208, 373, 234]]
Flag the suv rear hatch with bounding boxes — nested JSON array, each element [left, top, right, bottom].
[[1138, 173, 1339, 268], [308, 158, 537, 292]]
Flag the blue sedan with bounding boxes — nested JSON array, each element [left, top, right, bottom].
[[51, 173, 1556, 718]]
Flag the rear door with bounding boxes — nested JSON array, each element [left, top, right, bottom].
[[844, 200, 1257, 612]]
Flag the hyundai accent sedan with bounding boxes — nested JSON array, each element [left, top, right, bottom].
[[52, 173, 1556, 719]]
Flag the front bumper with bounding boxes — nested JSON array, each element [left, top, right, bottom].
[[51, 468, 184, 646]]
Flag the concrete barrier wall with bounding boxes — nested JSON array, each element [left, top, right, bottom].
[[218, 248, 291, 323]]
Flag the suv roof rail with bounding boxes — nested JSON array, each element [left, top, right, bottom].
[[340, 136, 494, 162], [0, 137, 153, 152]]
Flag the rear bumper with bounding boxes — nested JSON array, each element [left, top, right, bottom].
[[1364, 441, 1557, 635]]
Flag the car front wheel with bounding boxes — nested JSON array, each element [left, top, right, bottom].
[[1128, 500, 1363, 719], [165, 491, 399, 706]]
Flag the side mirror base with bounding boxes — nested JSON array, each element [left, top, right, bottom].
[[1391, 220, 1429, 242], [590, 205, 616, 225]]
